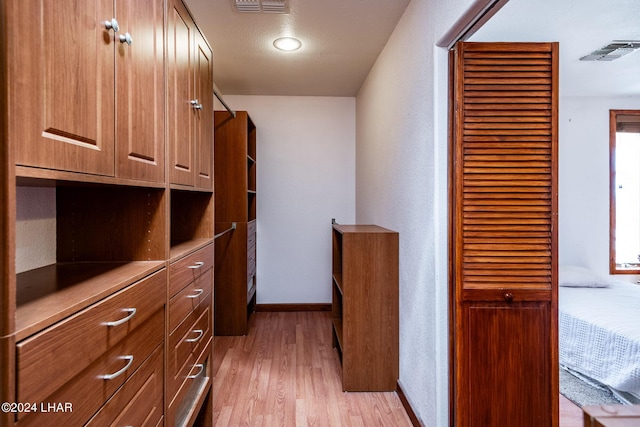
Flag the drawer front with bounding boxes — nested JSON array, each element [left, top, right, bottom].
[[169, 244, 214, 297], [168, 267, 213, 334], [86, 344, 163, 427], [17, 309, 164, 427], [17, 269, 166, 405], [168, 303, 212, 398], [168, 343, 212, 427]]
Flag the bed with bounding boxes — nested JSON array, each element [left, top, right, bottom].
[[559, 265, 640, 402]]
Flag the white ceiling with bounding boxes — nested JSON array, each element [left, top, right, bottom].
[[184, 0, 411, 96], [469, 0, 640, 97], [185, 0, 640, 98]]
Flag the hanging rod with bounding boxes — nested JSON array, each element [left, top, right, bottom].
[[214, 90, 236, 118], [214, 222, 237, 240]]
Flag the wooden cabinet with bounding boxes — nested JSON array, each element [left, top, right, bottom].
[[214, 111, 257, 335], [167, 244, 214, 427], [167, 0, 214, 190], [331, 224, 399, 391], [7, 0, 165, 183], [1, 0, 215, 425]]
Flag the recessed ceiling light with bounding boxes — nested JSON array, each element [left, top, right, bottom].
[[273, 37, 301, 52]]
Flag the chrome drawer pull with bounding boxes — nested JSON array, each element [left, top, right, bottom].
[[104, 308, 137, 327], [187, 363, 204, 379], [100, 355, 134, 380], [185, 329, 204, 343], [188, 261, 204, 269], [186, 289, 204, 299]]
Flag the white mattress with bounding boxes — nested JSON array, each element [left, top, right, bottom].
[[559, 281, 640, 397]]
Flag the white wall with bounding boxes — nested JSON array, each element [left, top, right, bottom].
[[559, 96, 640, 280], [15, 186, 56, 273], [355, 0, 475, 425], [218, 95, 356, 304]]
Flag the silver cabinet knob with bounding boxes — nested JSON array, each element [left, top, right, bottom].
[[190, 99, 203, 110], [118, 32, 132, 45], [104, 18, 120, 32]]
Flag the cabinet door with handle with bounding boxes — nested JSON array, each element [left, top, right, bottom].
[[194, 29, 214, 190], [114, 0, 165, 183], [167, 0, 195, 186], [9, 0, 116, 176]]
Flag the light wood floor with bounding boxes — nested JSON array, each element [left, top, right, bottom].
[[213, 310, 584, 426]]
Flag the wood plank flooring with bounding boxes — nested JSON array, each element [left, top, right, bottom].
[[213, 310, 584, 426], [212, 311, 412, 426]]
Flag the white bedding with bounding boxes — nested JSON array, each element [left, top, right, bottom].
[[559, 280, 640, 398]]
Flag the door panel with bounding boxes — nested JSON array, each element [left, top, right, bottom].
[[11, 0, 115, 176], [451, 42, 559, 427], [115, 0, 165, 182], [194, 30, 214, 190], [167, 0, 194, 186]]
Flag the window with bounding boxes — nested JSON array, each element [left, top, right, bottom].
[[610, 110, 640, 274]]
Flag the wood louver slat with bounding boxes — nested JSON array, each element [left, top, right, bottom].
[[456, 43, 557, 292]]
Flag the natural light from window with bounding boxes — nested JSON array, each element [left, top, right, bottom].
[[615, 131, 640, 267]]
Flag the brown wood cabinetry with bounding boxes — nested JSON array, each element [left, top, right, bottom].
[[7, 0, 165, 183], [167, 0, 214, 190], [214, 111, 257, 335], [1, 0, 215, 425], [331, 224, 399, 391]]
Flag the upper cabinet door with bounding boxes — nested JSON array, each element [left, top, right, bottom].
[[194, 30, 214, 190], [10, 0, 115, 176], [114, 0, 165, 183], [167, 0, 195, 187], [451, 42, 559, 427]]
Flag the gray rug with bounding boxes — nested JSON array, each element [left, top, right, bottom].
[[560, 367, 622, 407]]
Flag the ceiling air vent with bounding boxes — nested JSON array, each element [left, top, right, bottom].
[[580, 41, 640, 61], [234, 0, 288, 13]]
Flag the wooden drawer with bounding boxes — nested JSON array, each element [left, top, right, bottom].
[[168, 342, 212, 427], [17, 309, 164, 426], [168, 302, 212, 398], [16, 269, 166, 406], [169, 244, 214, 297], [86, 344, 164, 427], [168, 267, 213, 334]]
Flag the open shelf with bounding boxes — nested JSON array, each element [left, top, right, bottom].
[[170, 189, 214, 261]]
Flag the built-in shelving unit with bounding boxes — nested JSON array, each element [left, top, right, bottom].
[[331, 224, 399, 392], [1, 0, 216, 425], [214, 111, 257, 335]]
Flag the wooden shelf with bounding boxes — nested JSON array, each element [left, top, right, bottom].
[[214, 111, 257, 335], [169, 238, 214, 261], [331, 224, 399, 391], [15, 261, 165, 340]]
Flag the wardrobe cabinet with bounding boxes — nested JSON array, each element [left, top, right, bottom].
[[8, 0, 165, 183], [214, 111, 257, 335], [167, 0, 214, 190], [331, 224, 399, 391], [1, 0, 215, 425]]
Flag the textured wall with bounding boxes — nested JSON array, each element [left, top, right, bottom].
[[559, 96, 640, 280], [219, 95, 356, 304], [15, 186, 56, 273], [355, 0, 476, 425]]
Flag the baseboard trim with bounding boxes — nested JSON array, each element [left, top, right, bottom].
[[397, 381, 422, 427], [255, 303, 332, 312]]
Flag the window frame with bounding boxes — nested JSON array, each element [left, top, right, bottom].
[[609, 109, 640, 274]]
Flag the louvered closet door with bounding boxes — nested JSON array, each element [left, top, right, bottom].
[[451, 42, 558, 427]]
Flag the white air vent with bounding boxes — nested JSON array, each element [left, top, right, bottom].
[[234, 0, 288, 13], [580, 41, 640, 61], [261, 0, 286, 13], [234, 0, 261, 12]]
